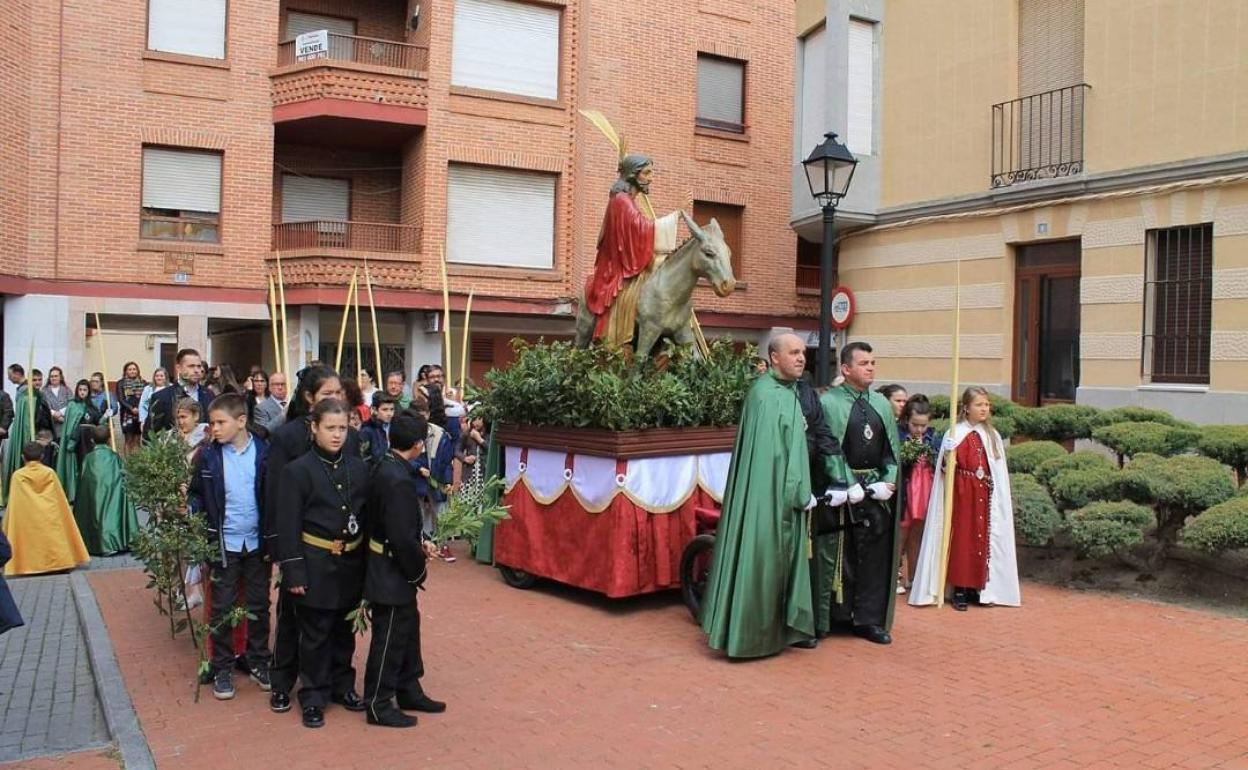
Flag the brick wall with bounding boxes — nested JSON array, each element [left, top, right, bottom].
[[0, 0, 30, 275]]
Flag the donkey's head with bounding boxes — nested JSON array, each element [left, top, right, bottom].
[[679, 210, 737, 297]]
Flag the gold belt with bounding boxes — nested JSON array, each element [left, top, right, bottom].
[[368, 538, 387, 555], [301, 532, 362, 556]]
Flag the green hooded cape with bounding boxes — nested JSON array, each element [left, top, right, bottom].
[[1, 388, 41, 507], [813, 384, 903, 632], [473, 431, 503, 564], [72, 445, 139, 556], [700, 372, 814, 658], [55, 400, 89, 504]]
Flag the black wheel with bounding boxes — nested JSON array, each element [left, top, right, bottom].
[[498, 565, 538, 589], [680, 534, 716, 622]]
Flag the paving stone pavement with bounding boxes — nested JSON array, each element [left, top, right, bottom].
[[84, 542, 1248, 770], [0, 575, 109, 764]]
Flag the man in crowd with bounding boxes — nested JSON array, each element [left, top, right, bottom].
[[700, 332, 818, 658], [384, 371, 411, 410], [146, 348, 214, 434], [814, 341, 901, 645], [254, 372, 289, 432]]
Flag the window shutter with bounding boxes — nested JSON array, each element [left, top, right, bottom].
[[142, 148, 222, 213], [846, 19, 874, 156], [452, 0, 560, 100], [446, 164, 556, 269], [697, 55, 745, 129], [281, 175, 350, 223], [147, 0, 226, 59], [284, 11, 357, 40], [1018, 0, 1085, 95], [693, 201, 744, 277], [799, 25, 827, 158]]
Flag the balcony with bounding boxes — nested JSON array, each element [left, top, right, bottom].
[[272, 32, 429, 148], [991, 84, 1090, 188], [271, 221, 422, 289]]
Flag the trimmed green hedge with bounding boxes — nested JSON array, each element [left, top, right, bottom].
[[1196, 425, 1248, 485], [1033, 451, 1116, 487], [1091, 407, 1193, 429], [1181, 497, 1248, 553], [1049, 466, 1124, 512], [1006, 440, 1068, 475], [1067, 501, 1154, 559], [1012, 404, 1102, 442], [1012, 473, 1062, 546], [1120, 453, 1237, 543], [1091, 421, 1200, 463]]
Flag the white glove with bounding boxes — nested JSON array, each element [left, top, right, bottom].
[[867, 482, 895, 502], [823, 487, 848, 507], [941, 435, 957, 453], [805, 494, 818, 511], [847, 484, 866, 504]]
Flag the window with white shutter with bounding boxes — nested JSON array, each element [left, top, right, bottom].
[[446, 164, 556, 270], [283, 11, 357, 40], [799, 24, 827, 158], [846, 19, 875, 156], [696, 54, 746, 133], [147, 0, 227, 59], [452, 0, 560, 100], [281, 175, 350, 223], [140, 147, 222, 242]]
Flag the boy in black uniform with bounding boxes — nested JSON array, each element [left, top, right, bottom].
[[274, 397, 368, 729], [363, 414, 447, 727]]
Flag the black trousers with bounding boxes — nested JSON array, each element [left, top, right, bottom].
[[831, 499, 894, 628], [363, 603, 424, 719], [270, 591, 300, 695], [294, 605, 358, 709], [208, 550, 270, 674]]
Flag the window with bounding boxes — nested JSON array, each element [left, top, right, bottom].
[[141, 147, 222, 242], [796, 237, 826, 290], [446, 164, 556, 269], [452, 0, 560, 100], [846, 18, 875, 155], [696, 54, 745, 133], [281, 175, 350, 223], [1143, 224, 1212, 384], [798, 25, 827, 157], [147, 0, 226, 59], [283, 11, 357, 41], [692, 201, 743, 278]]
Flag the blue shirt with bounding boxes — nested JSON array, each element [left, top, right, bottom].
[[221, 436, 260, 553]]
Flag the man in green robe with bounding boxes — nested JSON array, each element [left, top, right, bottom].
[[73, 425, 139, 556], [815, 341, 902, 645], [700, 333, 818, 659]]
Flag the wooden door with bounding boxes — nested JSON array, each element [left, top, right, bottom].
[[1013, 240, 1081, 406]]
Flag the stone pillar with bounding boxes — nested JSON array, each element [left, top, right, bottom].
[[297, 305, 320, 370], [404, 311, 442, 384]]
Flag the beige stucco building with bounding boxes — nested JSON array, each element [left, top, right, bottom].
[[793, 0, 1248, 422]]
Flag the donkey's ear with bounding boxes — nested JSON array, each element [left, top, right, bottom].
[[706, 218, 724, 236]]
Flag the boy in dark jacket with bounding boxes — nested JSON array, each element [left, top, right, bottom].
[[360, 393, 397, 463], [188, 393, 271, 701]]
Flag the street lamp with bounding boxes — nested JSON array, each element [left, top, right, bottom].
[[802, 131, 858, 387]]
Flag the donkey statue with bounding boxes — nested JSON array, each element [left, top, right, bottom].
[[574, 210, 736, 356]]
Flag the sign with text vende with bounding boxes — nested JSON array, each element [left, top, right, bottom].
[[295, 29, 329, 61]]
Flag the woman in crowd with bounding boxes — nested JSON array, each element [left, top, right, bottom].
[[877, 384, 908, 421], [246, 369, 270, 434], [56, 379, 102, 502], [42, 367, 71, 440], [340, 376, 368, 428], [896, 394, 938, 594], [116, 361, 147, 454], [215, 364, 243, 396], [138, 368, 169, 431]]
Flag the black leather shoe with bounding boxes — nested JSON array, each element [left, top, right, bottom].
[[269, 691, 291, 713], [397, 693, 447, 714], [952, 588, 969, 612], [302, 706, 324, 728], [332, 688, 367, 712], [367, 708, 417, 728], [789, 638, 818, 649], [852, 625, 892, 645]]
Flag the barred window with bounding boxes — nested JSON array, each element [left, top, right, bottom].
[[1142, 224, 1212, 384]]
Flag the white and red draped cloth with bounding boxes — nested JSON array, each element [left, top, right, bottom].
[[492, 447, 731, 598]]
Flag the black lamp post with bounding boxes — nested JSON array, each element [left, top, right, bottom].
[[802, 131, 858, 387]]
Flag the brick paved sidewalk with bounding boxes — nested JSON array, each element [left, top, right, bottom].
[[88, 548, 1248, 770]]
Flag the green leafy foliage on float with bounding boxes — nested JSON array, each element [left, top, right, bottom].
[[1181, 496, 1248, 553], [474, 339, 756, 430], [437, 476, 510, 549], [1010, 473, 1062, 546], [1005, 440, 1068, 475]]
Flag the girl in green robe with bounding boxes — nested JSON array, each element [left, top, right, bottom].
[[55, 380, 101, 505]]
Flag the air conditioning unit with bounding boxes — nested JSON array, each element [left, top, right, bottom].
[[423, 312, 441, 333]]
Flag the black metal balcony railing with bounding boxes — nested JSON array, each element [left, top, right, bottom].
[[277, 32, 428, 71], [991, 83, 1090, 188], [272, 221, 420, 252]]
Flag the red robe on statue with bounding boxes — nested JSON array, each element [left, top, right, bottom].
[[947, 431, 992, 590], [585, 192, 656, 338]]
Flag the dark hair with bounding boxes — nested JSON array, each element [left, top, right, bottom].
[[208, 393, 247, 420], [385, 370, 405, 383], [373, 392, 398, 409], [215, 364, 242, 395], [48, 366, 64, 383], [360, 367, 375, 384], [900, 393, 932, 424], [7, 364, 23, 376], [175, 348, 200, 364], [92, 424, 111, 444], [121, 361, 141, 379], [839, 341, 872, 367], [35, 429, 53, 442], [388, 414, 427, 452], [310, 397, 351, 424], [428, 364, 444, 375], [91, 371, 104, 382], [877, 384, 906, 400], [31, 368, 42, 378], [21, 442, 43, 462], [288, 365, 340, 421], [417, 364, 431, 381], [73, 379, 90, 400], [341, 376, 364, 409]]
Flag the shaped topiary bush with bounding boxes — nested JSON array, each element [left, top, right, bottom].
[[1011, 473, 1062, 546], [1066, 501, 1154, 560], [1091, 421, 1200, 466], [1091, 406, 1194, 429], [1196, 425, 1248, 487], [1033, 451, 1116, 488], [1006, 440, 1068, 475], [1012, 404, 1101, 442], [1120, 453, 1237, 545], [1180, 496, 1248, 554], [1049, 466, 1125, 512]]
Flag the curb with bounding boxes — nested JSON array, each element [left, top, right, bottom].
[[69, 571, 157, 770]]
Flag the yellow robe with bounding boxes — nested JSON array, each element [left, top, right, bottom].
[[2, 462, 90, 576]]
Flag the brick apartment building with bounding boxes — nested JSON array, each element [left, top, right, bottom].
[[0, 0, 810, 388]]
